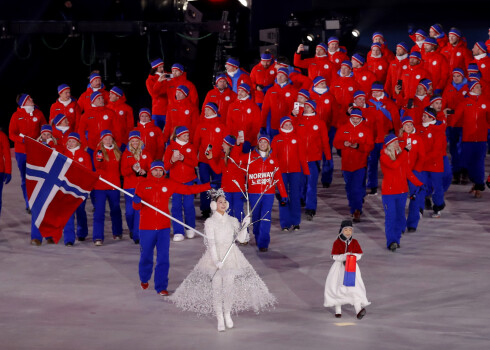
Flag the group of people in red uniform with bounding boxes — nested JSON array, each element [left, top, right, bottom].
[[2, 24, 490, 280]]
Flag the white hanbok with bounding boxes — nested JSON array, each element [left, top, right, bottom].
[[324, 253, 370, 312], [170, 211, 276, 316]]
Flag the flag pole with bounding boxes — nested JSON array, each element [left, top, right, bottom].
[[97, 177, 206, 239]]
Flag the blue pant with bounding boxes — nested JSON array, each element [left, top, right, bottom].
[[343, 168, 366, 214], [64, 201, 88, 244], [382, 193, 407, 249], [225, 191, 245, 220], [0, 173, 4, 218], [199, 163, 221, 213], [249, 193, 274, 249], [279, 172, 302, 228], [302, 161, 320, 211], [152, 114, 166, 130], [139, 228, 171, 293], [442, 156, 452, 192], [367, 142, 383, 189], [124, 188, 140, 242], [422, 171, 445, 210], [93, 189, 123, 241], [448, 127, 462, 174], [462, 142, 486, 187], [14, 152, 29, 209], [406, 170, 424, 229], [172, 179, 197, 235], [86, 148, 96, 207], [321, 126, 336, 185]]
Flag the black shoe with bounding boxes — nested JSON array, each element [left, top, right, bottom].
[[239, 241, 249, 246], [65, 242, 74, 247], [322, 183, 331, 188], [424, 197, 432, 210], [486, 181, 490, 189], [134, 239, 140, 244], [368, 187, 377, 196], [259, 247, 268, 252], [281, 227, 290, 232], [26, 208, 31, 214], [77, 237, 86, 242], [389, 242, 397, 252], [292, 225, 300, 231], [335, 314, 341, 318], [356, 308, 366, 319], [396, 243, 401, 248], [305, 210, 314, 221], [300, 199, 306, 207], [129, 231, 133, 240], [407, 227, 416, 232]]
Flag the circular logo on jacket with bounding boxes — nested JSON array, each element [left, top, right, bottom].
[[33, 117, 38, 122], [378, 65, 383, 70], [358, 132, 364, 137], [78, 157, 84, 162], [324, 99, 330, 104], [103, 115, 108, 120], [149, 131, 155, 137], [186, 148, 191, 153], [482, 104, 487, 109], [432, 61, 437, 66], [119, 110, 124, 115], [215, 127, 221, 133], [324, 64, 330, 69], [270, 70, 275, 75], [69, 108, 74, 113], [348, 87, 353, 91], [225, 96, 230, 101], [463, 91, 467, 95], [269, 159, 274, 164], [292, 139, 297, 144], [415, 75, 421, 79], [482, 64, 486, 69], [313, 124, 319, 130], [185, 110, 190, 115], [285, 92, 291, 97], [456, 52, 461, 57], [162, 187, 168, 192], [247, 108, 251, 114], [362, 76, 367, 81], [428, 133, 432, 138], [335, 58, 340, 63], [413, 140, 418, 145], [142, 154, 147, 159], [402, 65, 408, 70]]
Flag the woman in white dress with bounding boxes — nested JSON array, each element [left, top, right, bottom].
[[324, 220, 370, 319], [170, 189, 276, 331]]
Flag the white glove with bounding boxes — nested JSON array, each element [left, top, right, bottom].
[[241, 215, 251, 228], [332, 254, 347, 262], [215, 261, 224, 269]]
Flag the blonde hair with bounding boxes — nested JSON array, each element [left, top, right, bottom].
[[384, 142, 401, 161], [129, 139, 144, 161], [98, 139, 122, 162]]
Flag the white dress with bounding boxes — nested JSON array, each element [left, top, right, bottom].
[[170, 211, 276, 316], [323, 253, 371, 309]]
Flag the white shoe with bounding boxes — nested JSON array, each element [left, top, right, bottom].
[[94, 240, 103, 246], [185, 229, 195, 239], [173, 234, 185, 242], [217, 314, 225, 332], [224, 312, 234, 329], [431, 211, 441, 218]]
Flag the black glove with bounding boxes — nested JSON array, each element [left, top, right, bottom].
[[280, 197, 288, 206]]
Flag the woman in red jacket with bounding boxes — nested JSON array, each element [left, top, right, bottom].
[[93, 130, 123, 245], [271, 116, 310, 231], [380, 134, 423, 252], [145, 58, 169, 129], [120, 130, 152, 244], [163, 126, 199, 242], [247, 133, 288, 252]]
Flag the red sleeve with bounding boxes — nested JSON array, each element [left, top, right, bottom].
[[77, 114, 89, 149], [173, 181, 211, 195], [380, 149, 408, 169], [293, 53, 313, 69], [156, 130, 165, 160], [273, 163, 288, 198], [333, 126, 347, 150], [9, 112, 23, 144], [348, 239, 363, 254], [321, 124, 332, 160], [1, 132, 12, 174], [120, 151, 136, 177]]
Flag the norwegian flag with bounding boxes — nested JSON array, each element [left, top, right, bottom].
[[25, 137, 99, 243]]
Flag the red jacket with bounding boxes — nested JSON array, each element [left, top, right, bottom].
[[333, 120, 374, 171], [247, 149, 287, 197], [398, 132, 426, 172], [200, 87, 237, 125], [261, 82, 298, 130], [9, 107, 47, 154], [419, 121, 446, 172], [385, 56, 410, 97], [49, 98, 82, 131], [52, 125, 74, 147], [208, 146, 247, 193], [133, 175, 210, 230], [135, 122, 164, 161], [271, 129, 310, 175], [250, 62, 277, 104], [166, 73, 199, 108], [107, 95, 134, 145], [120, 149, 152, 189], [93, 146, 121, 190], [354, 67, 377, 97], [77, 105, 118, 150], [423, 51, 450, 92], [193, 116, 229, 164], [331, 237, 363, 255], [163, 140, 198, 183], [296, 114, 332, 162], [309, 88, 338, 129], [397, 95, 431, 127], [367, 43, 395, 62], [472, 55, 490, 91], [226, 98, 261, 146], [0, 131, 12, 174], [329, 50, 349, 71], [440, 41, 473, 75], [331, 74, 360, 111], [380, 149, 423, 195], [146, 74, 169, 115], [442, 82, 469, 127], [78, 87, 109, 114], [63, 146, 92, 169], [293, 54, 334, 84], [289, 69, 313, 91], [163, 98, 199, 143], [398, 64, 431, 100], [366, 55, 389, 83], [369, 96, 401, 137], [453, 94, 490, 142]]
